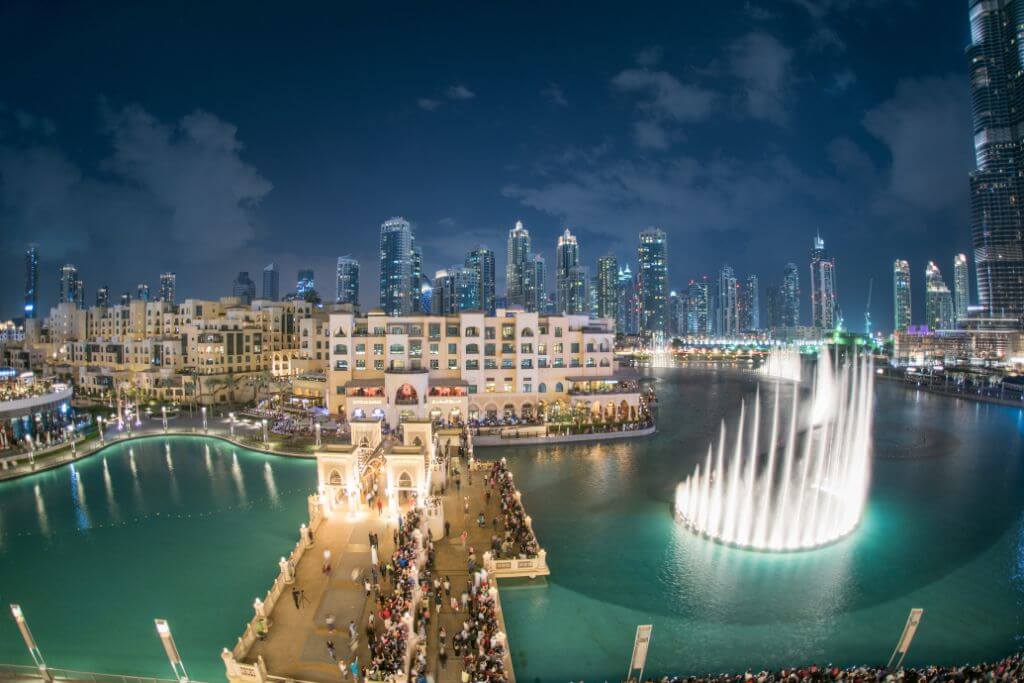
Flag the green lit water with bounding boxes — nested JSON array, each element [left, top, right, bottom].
[[1, 369, 1023, 681]]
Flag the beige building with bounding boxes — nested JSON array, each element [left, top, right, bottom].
[[325, 309, 640, 425]]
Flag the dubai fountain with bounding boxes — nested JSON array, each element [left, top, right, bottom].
[[758, 346, 802, 383], [674, 350, 874, 551]]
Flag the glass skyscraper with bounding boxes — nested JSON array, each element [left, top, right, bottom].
[[24, 243, 38, 318], [555, 228, 581, 314], [262, 263, 280, 301], [637, 228, 668, 334], [715, 264, 739, 336], [58, 263, 79, 306], [379, 217, 414, 315], [505, 221, 531, 308], [136, 283, 150, 302], [464, 246, 496, 315], [617, 265, 639, 335], [893, 259, 912, 332], [232, 271, 256, 305], [953, 253, 970, 323], [159, 272, 176, 304], [925, 261, 955, 330], [596, 255, 619, 320], [687, 276, 709, 335], [296, 269, 315, 298], [781, 262, 800, 328], [336, 256, 360, 308], [967, 0, 1024, 319], [809, 234, 837, 330], [95, 285, 110, 308]]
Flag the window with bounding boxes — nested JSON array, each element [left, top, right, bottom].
[[355, 343, 366, 355], [448, 358, 458, 370], [390, 325, 404, 335], [501, 342, 515, 354], [553, 358, 565, 368], [501, 359, 514, 369], [523, 382, 532, 392], [570, 358, 581, 367], [538, 343, 547, 354], [373, 344, 384, 355], [468, 385, 477, 394], [502, 325, 515, 340], [554, 326, 563, 337], [485, 381, 496, 393], [538, 383, 547, 393], [374, 360, 385, 370], [484, 359, 497, 370], [600, 358, 610, 367], [389, 344, 405, 354], [446, 323, 460, 337], [410, 341, 422, 357], [430, 343, 439, 355], [520, 359, 533, 369], [465, 343, 480, 354], [335, 360, 349, 370], [429, 323, 441, 340], [555, 382, 564, 393], [485, 327, 496, 340], [484, 343, 496, 356], [571, 343, 581, 353], [448, 343, 457, 355], [373, 326, 386, 335], [430, 359, 439, 370], [520, 343, 533, 354], [408, 325, 423, 337], [538, 358, 549, 369], [465, 360, 479, 370], [553, 342, 563, 354], [334, 326, 347, 337], [586, 343, 595, 353], [464, 326, 479, 337], [585, 357, 596, 367]]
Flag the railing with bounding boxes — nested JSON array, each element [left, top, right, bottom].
[[484, 550, 549, 578], [0, 663, 195, 683]]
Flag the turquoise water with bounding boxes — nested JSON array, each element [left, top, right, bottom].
[[1, 370, 1023, 682], [494, 369, 1024, 680], [0, 436, 316, 682]]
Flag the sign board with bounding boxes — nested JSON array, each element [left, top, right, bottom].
[[630, 625, 653, 671]]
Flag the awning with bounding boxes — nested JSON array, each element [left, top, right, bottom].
[[344, 378, 386, 388], [428, 377, 469, 387]]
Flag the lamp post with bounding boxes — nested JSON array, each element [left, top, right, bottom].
[[25, 435, 34, 468], [162, 406, 168, 433], [10, 605, 52, 682], [97, 416, 105, 445], [67, 424, 76, 457], [315, 422, 321, 448], [229, 412, 236, 437], [201, 406, 208, 433], [154, 619, 189, 683], [262, 419, 269, 446]]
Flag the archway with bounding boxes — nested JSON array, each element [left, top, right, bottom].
[[395, 384, 418, 405]]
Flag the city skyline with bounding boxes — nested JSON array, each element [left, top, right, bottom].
[[0, 2, 975, 329]]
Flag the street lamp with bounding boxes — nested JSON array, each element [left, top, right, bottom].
[[162, 406, 168, 433], [154, 619, 189, 683], [10, 605, 51, 682], [201, 406, 208, 433], [25, 435, 34, 467], [315, 422, 321, 448], [97, 416, 105, 445], [67, 424, 76, 457], [229, 412, 236, 437], [262, 419, 269, 446]]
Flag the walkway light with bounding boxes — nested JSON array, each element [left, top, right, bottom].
[[229, 412, 236, 437], [10, 604, 51, 681], [201, 406, 207, 433], [154, 619, 188, 682]]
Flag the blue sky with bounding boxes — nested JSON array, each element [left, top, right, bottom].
[[0, 1, 972, 330]]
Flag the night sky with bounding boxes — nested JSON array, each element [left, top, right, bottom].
[[0, 1, 971, 331]]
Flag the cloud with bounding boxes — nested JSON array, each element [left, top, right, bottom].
[[827, 69, 857, 93], [611, 68, 715, 122], [635, 45, 664, 67], [862, 74, 972, 213], [0, 103, 272, 264], [632, 121, 670, 150], [728, 32, 793, 125], [446, 84, 476, 100], [417, 98, 442, 111], [542, 83, 568, 107], [745, 3, 775, 20]]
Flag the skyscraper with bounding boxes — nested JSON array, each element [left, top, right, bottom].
[[336, 256, 360, 308], [562, 265, 589, 315], [159, 272, 177, 304], [506, 220, 532, 308], [893, 259, 912, 332], [668, 291, 687, 337], [687, 277, 710, 334], [120, 291, 132, 306], [59, 264, 79, 305], [522, 253, 546, 313], [715, 265, 739, 336], [765, 284, 783, 329], [379, 217, 415, 315], [596, 256, 619, 320], [262, 263, 280, 301], [296, 269, 315, 299], [967, 0, 1024, 319], [410, 241, 424, 307], [809, 234, 837, 330], [953, 253, 970, 323], [233, 271, 256, 305], [637, 228, 668, 334], [95, 285, 110, 308], [555, 228, 580, 313], [781, 263, 800, 327], [75, 276, 85, 309], [136, 283, 151, 302], [617, 265, 639, 335], [464, 246, 496, 315], [24, 243, 38, 319], [740, 274, 759, 331], [432, 267, 481, 314], [925, 261, 955, 330]]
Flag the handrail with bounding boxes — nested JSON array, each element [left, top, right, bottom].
[[0, 663, 202, 683]]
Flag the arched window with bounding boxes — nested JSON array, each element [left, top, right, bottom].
[[555, 382, 564, 393], [520, 327, 534, 337], [538, 382, 547, 393], [585, 357, 596, 367], [599, 358, 610, 367], [328, 469, 342, 486], [397, 471, 414, 488]]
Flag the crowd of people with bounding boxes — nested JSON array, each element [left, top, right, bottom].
[[488, 458, 539, 559], [449, 570, 510, 682], [640, 652, 1024, 682]]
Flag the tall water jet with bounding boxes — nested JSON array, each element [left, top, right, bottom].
[[759, 346, 802, 383], [675, 350, 874, 551]]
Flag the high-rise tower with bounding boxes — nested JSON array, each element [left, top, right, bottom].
[[336, 256, 360, 308], [505, 221, 532, 308], [555, 228, 581, 313], [159, 272, 177, 304], [379, 217, 414, 315], [24, 244, 38, 318], [296, 269, 315, 299], [953, 253, 970, 323], [715, 265, 739, 336], [893, 259, 912, 332], [781, 262, 800, 327], [58, 264, 79, 305], [809, 234, 837, 330], [637, 228, 668, 334], [967, 0, 1024, 319], [233, 271, 256, 305], [596, 256, 619, 320], [925, 261, 955, 330], [465, 246, 496, 315], [262, 263, 280, 301]]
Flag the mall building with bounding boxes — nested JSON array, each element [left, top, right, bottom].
[[325, 309, 642, 425]]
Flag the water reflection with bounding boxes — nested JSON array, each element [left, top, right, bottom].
[[264, 462, 279, 506], [102, 458, 120, 521], [69, 464, 91, 530], [230, 452, 247, 504], [34, 483, 50, 538]]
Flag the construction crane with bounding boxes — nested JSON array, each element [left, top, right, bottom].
[[864, 277, 873, 335]]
